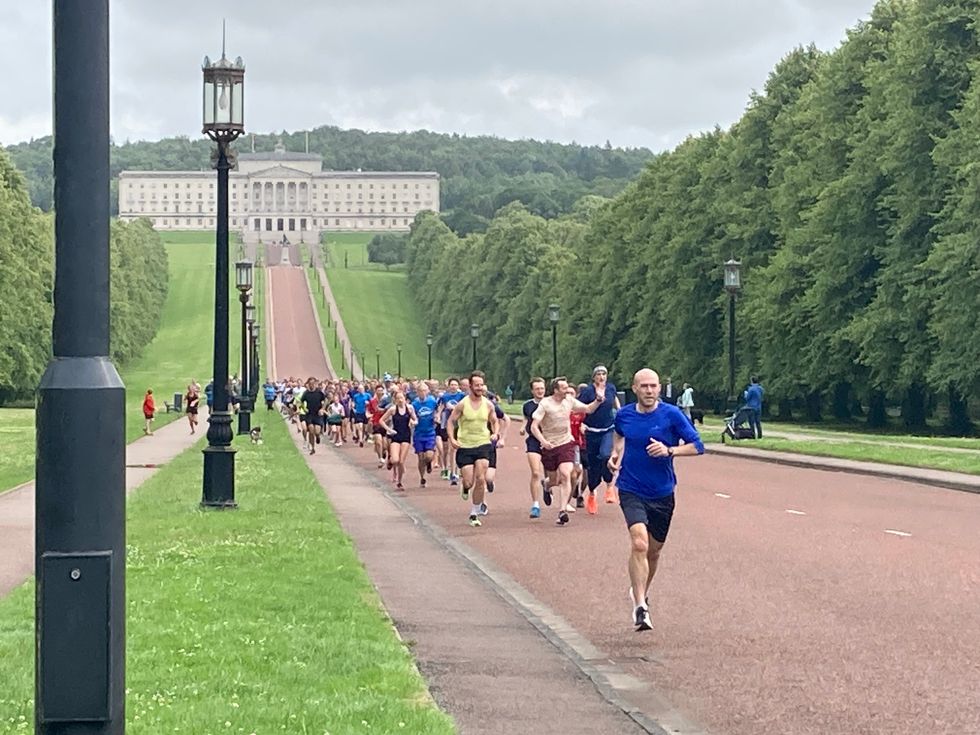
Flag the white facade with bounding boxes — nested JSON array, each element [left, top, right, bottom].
[[117, 143, 440, 242]]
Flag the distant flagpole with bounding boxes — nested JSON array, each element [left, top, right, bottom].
[[305, 130, 309, 153]]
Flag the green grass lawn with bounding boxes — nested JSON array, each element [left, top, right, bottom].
[[321, 234, 460, 380], [0, 230, 258, 493], [0, 415, 455, 734], [306, 266, 352, 378], [721, 437, 980, 475]]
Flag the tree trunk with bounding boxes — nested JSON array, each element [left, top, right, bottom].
[[903, 385, 927, 430], [832, 382, 852, 421], [947, 385, 973, 436], [805, 391, 822, 422], [867, 389, 887, 428]]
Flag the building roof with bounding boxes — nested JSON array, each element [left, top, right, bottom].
[[238, 150, 322, 162]]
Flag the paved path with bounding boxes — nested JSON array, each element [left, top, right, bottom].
[[0, 411, 207, 598], [712, 423, 980, 455]]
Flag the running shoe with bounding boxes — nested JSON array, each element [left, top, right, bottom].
[[316, 435, 321, 445], [575, 495, 585, 509], [450, 473, 459, 486], [529, 506, 541, 519], [441, 469, 449, 480], [564, 503, 576, 513], [487, 481, 495, 494], [420, 477, 427, 488], [605, 487, 617, 504], [468, 514, 481, 527], [586, 494, 598, 515], [359, 440, 364, 448], [556, 511, 569, 526], [335, 441, 342, 447], [478, 502, 489, 516], [396, 482, 404, 491], [543, 486, 553, 507], [460, 484, 469, 501], [634, 606, 653, 632], [377, 459, 384, 468]]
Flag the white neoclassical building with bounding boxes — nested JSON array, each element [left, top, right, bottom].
[[117, 142, 440, 243]]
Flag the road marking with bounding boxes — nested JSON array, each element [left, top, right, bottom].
[[785, 509, 806, 515], [714, 493, 731, 499], [884, 529, 912, 537]]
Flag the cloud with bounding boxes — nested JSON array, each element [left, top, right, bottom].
[[0, 0, 876, 151]]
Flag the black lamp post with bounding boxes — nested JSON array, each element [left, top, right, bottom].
[[236, 262, 253, 435], [376, 348, 381, 379], [470, 323, 480, 371], [245, 301, 256, 404], [250, 321, 260, 407], [548, 303, 560, 378], [201, 33, 245, 508], [360, 351, 366, 383], [397, 342, 403, 378], [426, 333, 433, 381], [724, 258, 742, 410], [350, 344, 355, 381], [37, 5, 126, 731], [340, 339, 345, 370]]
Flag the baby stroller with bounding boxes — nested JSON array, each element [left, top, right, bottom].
[[721, 406, 756, 443]]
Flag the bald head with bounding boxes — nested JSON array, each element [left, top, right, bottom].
[[632, 368, 661, 408]]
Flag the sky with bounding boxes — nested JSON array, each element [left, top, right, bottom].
[[0, 1, 877, 153]]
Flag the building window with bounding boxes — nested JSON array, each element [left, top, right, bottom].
[[254, 218, 261, 231], [266, 218, 272, 231], [288, 218, 295, 231], [335, 218, 340, 226], [162, 183, 167, 188], [300, 218, 307, 230], [198, 218, 203, 225], [277, 218, 284, 231]]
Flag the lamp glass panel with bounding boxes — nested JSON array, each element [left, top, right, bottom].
[[203, 80, 215, 125], [215, 80, 231, 124], [232, 80, 244, 127]]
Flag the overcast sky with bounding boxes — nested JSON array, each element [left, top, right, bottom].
[[1, 1, 876, 153]]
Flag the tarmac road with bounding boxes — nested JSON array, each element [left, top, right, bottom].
[[266, 268, 980, 735]]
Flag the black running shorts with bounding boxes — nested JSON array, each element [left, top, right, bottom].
[[619, 491, 675, 543], [456, 444, 492, 468]]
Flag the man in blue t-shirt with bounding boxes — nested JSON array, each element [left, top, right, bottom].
[[743, 376, 764, 439], [411, 382, 439, 487], [609, 368, 704, 632], [351, 383, 372, 446], [436, 378, 466, 485], [577, 364, 621, 511]]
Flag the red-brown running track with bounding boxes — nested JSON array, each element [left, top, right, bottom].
[[267, 262, 980, 735]]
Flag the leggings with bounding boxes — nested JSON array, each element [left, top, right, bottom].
[[585, 429, 614, 491]]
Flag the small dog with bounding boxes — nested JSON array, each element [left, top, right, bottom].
[[249, 426, 263, 445], [689, 409, 705, 425]]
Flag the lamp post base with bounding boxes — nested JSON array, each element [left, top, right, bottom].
[[237, 399, 252, 435], [202, 409, 237, 509]]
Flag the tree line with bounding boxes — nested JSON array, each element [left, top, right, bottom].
[[406, 0, 980, 432], [0, 148, 168, 403], [5, 127, 652, 235]]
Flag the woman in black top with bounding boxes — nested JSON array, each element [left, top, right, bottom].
[[185, 383, 200, 434], [381, 390, 417, 491]]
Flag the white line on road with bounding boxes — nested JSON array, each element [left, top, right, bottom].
[[714, 493, 731, 499], [884, 529, 912, 537], [785, 509, 807, 515]]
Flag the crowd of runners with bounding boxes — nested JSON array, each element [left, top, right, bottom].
[[261, 365, 705, 632]]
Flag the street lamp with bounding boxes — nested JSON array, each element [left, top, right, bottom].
[[202, 31, 245, 508], [376, 348, 381, 379], [723, 258, 742, 409], [360, 351, 366, 383], [37, 5, 126, 728], [251, 321, 261, 407], [426, 333, 433, 381], [548, 303, 560, 378], [470, 323, 480, 371], [236, 260, 253, 435], [245, 303, 256, 409], [397, 342, 403, 378]]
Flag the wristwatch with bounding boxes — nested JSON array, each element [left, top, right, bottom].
[[667, 446, 674, 457]]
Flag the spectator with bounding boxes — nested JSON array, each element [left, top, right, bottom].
[[743, 376, 765, 438], [142, 389, 156, 436], [679, 382, 695, 422], [205, 381, 214, 409], [263, 378, 277, 410], [663, 377, 675, 405]]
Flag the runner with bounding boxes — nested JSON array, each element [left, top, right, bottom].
[[325, 392, 345, 446], [437, 377, 466, 485], [381, 390, 416, 490], [301, 377, 326, 455], [578, 365, 621, 512], [447, 371, 499, 527], [518, 377, 547, 519], [607, 368, 704, 631], [568, 383, 587, 510], [367, 385, 389, 467], [411, 382, 439, 487], [530, 377, 604, 526], [185, 383, 200, 435], [484, 392, 510, 495], [351, 382, 372, 447]]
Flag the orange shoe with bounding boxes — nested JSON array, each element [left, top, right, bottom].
[[586, 493, 598, 515], [604, 487, 617, 504]]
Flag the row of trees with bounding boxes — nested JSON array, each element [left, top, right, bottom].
[[0, 149, 168, 402], [5, 128, 652, 235], [406, 0, 980, 430], [366, 232, 409, 268]]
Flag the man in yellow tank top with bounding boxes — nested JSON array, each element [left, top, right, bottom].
[[448, 371, 499, 527]]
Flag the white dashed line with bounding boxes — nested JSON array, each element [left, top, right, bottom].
[[884, 529, 912, 537], [785, 509, 807, 516], [714, 493, 731, 499]]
